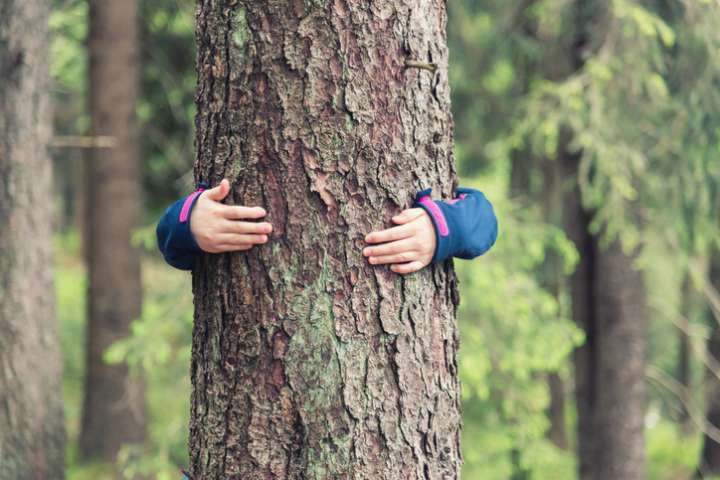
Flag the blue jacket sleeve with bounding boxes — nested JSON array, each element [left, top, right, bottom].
[[413, 187, 498, 263], [156, 188, 205, 270]]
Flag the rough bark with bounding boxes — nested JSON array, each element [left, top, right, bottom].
[[79, 0, 146, 460], [0, 0, 66, 478], [189, 1, 461, 478]]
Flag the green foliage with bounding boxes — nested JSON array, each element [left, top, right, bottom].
[[138, 0, 198, 214], [56, 233, 193, 479], [646, 420, 702, 480], [456, 172, 582, 478]]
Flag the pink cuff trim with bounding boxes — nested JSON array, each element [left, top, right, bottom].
[[447, 193, 467, 205], [179, 189, 204, 223], [418, 195, 449, 237]]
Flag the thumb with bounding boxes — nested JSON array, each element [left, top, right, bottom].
[[205, 179, 230, 201], [392, 208, 424, 225]]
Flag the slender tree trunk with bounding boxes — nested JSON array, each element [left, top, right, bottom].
[[189, 1, 461, 478], [79, 0, 146, 460], [677, 273, 693, 431], [698, 251, 720, 475], [546, 373, 568, 450], [0, 0, 66, 478], [560, 148, 598, 479], [540, 156, 569, 451]]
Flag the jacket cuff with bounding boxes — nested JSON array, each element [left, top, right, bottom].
[[155, 187, 205, 270], [175, 190, 204, 252], [413, 188, 457, 263]]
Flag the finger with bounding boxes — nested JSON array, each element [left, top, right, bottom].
[[216, 233, 268, 245], [365, 223, 414, 244], [220, 220, 273, 235], [214, 243, 253, 252], [391, 261, 425, 275], [368, 251, 418, 265], [392, 208, 425, 225], [220, 204, 267, 220], [363, 238, 416, 257], [205, 179, 231, 201]]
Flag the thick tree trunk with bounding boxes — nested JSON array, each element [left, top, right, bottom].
[[79, 0, 146, 460], [189, 1, 461, 478], [0, 0, 66, 478]]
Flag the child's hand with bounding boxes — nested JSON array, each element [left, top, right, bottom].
[[190, 179, 272, 253], [363, 208, 436, 274]]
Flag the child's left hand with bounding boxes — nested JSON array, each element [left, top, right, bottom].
[[363, 208, 436, 274]]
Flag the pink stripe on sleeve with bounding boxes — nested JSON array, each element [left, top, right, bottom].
[[179, 189, 204, 223], [418, 196, 449, 237], [447, 193, 467, 205]]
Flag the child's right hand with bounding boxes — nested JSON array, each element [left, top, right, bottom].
[[190, 179, 272, 253]]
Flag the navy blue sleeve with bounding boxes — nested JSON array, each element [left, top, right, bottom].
[[413, 187, 498, 263], [156, 188, 205, 270]]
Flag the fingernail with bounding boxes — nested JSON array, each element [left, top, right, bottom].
[[369, 257, 376, 264], [363, 248, 371, 256]]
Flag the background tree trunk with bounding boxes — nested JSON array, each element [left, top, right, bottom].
[[540, 156, 569, 451], [0, 0, 66, 477], [561, 144, 648, 480], [677, 273, 693, 432], [189, 1, 461, 478], [698, 250, 720, 476], [79, 0, 146, 460], [559, 2, 648, 478]]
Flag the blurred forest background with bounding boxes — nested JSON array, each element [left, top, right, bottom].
[[39, 0, 719, 478]]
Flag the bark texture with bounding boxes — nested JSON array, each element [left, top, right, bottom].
[[0, 0, 66, 478], [190, 1, 461, 478], [79, 0, 146, 460]]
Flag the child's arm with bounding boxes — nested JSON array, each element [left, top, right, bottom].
[[156, 179, 272, 270], [363, 187, 498, 274]]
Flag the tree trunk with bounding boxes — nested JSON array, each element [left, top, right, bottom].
[[0, 0, 66, 478], [561, 148, 648, 480], [698, 250, 720, 475], [189, 1, 461, 478], [560, 148, 598, 479], [557, 2, 648, 478], [79, 0, 146, 460], [677, 273, 693, 431], [540, 155, 569, 451]]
